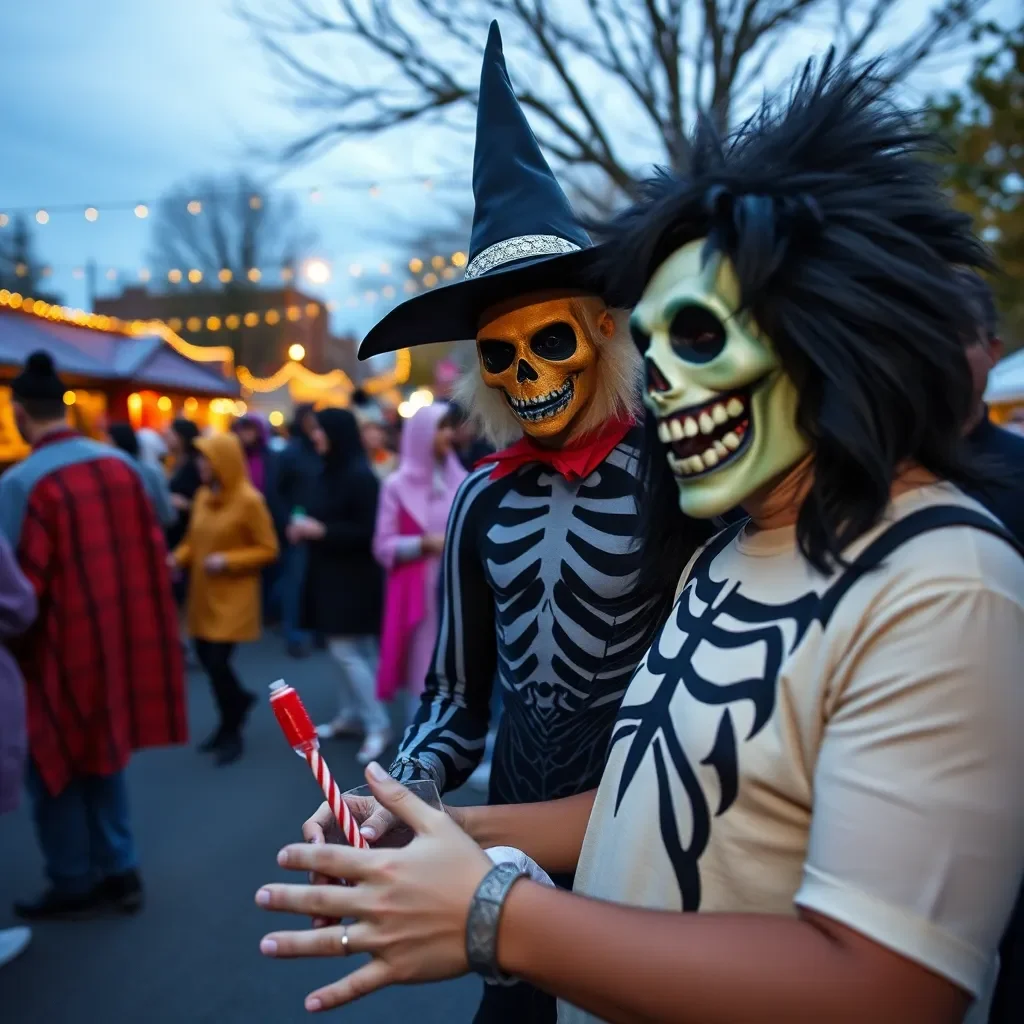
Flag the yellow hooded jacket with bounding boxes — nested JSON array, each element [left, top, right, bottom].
[[173, 432, 279, 643]]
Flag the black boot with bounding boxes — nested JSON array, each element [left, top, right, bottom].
[[237, 689, 257, 729], [215, 732, 244, 766], [14, 886, 105, 921], [101, 869, 144, 914]]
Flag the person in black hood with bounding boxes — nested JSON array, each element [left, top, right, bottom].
[[108, 423, 174, 528], [166, 418, 202, 554], [274, 403, 323, 657], [288, 408, 389, 760]]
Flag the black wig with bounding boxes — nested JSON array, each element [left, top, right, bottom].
[[594, 53, 995, 583]]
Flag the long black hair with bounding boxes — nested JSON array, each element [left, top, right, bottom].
[[593, 54, 993, 583]]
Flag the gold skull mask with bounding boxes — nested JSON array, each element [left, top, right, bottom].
[[476, 294, 613, 443]]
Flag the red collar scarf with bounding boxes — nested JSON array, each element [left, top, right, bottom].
[[478, 417, 635, 483]]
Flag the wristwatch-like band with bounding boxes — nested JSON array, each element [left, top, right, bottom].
[[466, 861, 526, 983]]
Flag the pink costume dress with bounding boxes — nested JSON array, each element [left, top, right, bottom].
[[373, 404, 466, 715]]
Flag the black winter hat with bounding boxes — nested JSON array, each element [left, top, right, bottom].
[[12, 350, 66, 402]]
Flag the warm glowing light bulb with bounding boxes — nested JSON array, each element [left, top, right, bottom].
[[431, 255, 445, 270], [14, 263, 27, 278], [184, 397, 199, 414], [247, 268, 261, 282], [84, 207, 99, 222], [139, 268, 151, 282], [286, 305, 301, 322], [186, 316, 202, 332], [134, 204, 149, 219], [63, 391, 76, 406], [206, 316, 221, 331], [187, 200, 202, 215], [305, 302, 320, 318], [168, 317, 183, 331], [397, 401, 414, 419], [249, 194, 262, 210], [304, 258, 331, 285], [218, 268, 232, 283], [265, 309, 280, 325], [281, 266, 294, 282], [157, 396, 172, 412], [168, 269, 183, 284], [0, 213, 9, 227], [225, 314, 240, 330], [408, 258, 423, 274], [403, 279, 417, 293], [288, 343, 306, 361], [269, 411, 284, 427], [442, 267, 455, 279], [243, 312, 259, 327], [423, 272, 438, 287], [452, 251, 467, 267], [234, 401, 248, 416], [35, 210, 49, 225], [188, 269, 203, 284], [127, 393, 142, 409]]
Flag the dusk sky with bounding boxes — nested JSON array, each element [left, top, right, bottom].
[[1, 0, 1015, 344]]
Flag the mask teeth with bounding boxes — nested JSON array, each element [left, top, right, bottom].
[[660, 390, 751, 476], [506, 378, 574, 419]]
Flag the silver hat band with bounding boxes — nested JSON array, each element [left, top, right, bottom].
[[463, 235, 583, 280]]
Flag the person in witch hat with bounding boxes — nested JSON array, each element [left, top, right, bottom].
[[299, 20, 708, 1024]]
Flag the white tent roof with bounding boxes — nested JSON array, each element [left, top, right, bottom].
[[985, 349, 1024, 404]]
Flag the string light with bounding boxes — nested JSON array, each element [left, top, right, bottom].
[[187, 269, 203, 284], [249, 195, 262, 210], [304, 258, 331, 284], [168, 269, 182, 284], [63, 391, 77, 406], [225, 314, 241, 330], [281, 266, 294, 282], [409, 258, 423, 273], [184, 397, 199, 415], [442, 267, 455, 280], [247, 268, 261, 282], [431, 255, 445, 270], [243, 312, 259, 327], [139, 268, 151, 282], [15, 263, 27, 278], [0, 214, 8, 227], [35, 210, 49, 225], [218, 268, 232, 283], [288, 343, 306, 361], [423, 272, 438, 287], [157, 396, 172, 412], [452, 251, 467, 267], [134, 204, 148, 219], [85, 207, 99, 222], [207, 316, 221, 331], [168, 317, 182, 331], [304, 302, 320, 318], [265, 309, 280, 325], [187, 200, 202, 215], [269, 411, 284, 427], [186, 316, 201, 332]]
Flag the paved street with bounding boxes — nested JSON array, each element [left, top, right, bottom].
[[0, 637, 481, 1023]]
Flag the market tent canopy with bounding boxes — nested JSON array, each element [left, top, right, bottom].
[[0, 309, 238, 397], [985, 349, 1024, 405]]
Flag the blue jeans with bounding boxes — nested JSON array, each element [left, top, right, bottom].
[[26, 763, 137, 895], [279, 542, 311, 647]]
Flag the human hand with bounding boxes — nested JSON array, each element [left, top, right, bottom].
[[204, 553, 227, 574], [285, 522, 302, 545], [170, 493, 191, 512], [421, 534, 445, 556], [302, 518, 326, 541], [259, 763, 493, 1012]]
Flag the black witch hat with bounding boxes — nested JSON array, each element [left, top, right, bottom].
[[359, 21, 600, 359]]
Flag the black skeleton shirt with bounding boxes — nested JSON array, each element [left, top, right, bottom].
[[390, 425, 667, 806]]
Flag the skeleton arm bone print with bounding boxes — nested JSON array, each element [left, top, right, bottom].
[[391, 467, 497, 792]]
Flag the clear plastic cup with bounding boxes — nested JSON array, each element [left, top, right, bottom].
[[343, 779, 441, 848]]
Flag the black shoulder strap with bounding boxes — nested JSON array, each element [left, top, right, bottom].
[[817, 505, 1023, 627]]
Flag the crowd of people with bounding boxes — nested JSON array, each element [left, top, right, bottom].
[[0, 347, 498, 971]]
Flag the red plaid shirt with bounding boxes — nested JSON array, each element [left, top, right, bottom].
[[15, 432, 187, 795]]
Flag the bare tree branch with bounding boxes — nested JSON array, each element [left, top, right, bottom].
[[238, 0, 992, 200]]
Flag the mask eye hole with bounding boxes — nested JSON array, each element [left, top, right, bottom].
[[529, 322, 577, 361], [668, 305, 727, 364], [630, 320, 651, 352], [478, 340, 516, 374]]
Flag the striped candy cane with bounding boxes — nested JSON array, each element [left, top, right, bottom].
[[307, 747, 367, 850], [269, 679, 369, 851]]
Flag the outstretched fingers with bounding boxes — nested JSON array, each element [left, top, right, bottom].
[[305, 958, 395, 1013]]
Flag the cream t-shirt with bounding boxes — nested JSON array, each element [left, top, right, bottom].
[[560, 484, 1024, 1024]]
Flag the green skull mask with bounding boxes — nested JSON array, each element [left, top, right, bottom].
[[633, 239, 810, 519]]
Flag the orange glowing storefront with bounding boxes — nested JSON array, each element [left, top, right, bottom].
[[0, 300, 238, 466]]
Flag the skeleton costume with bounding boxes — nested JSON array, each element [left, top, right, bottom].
[[360, 23, 705, 1024], [558, 59, 1024, 1024]]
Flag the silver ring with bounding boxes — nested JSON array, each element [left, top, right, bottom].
[[340, 926, 350, 956]]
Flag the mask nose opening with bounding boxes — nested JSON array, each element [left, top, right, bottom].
[[516, 359, 539, 384]]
